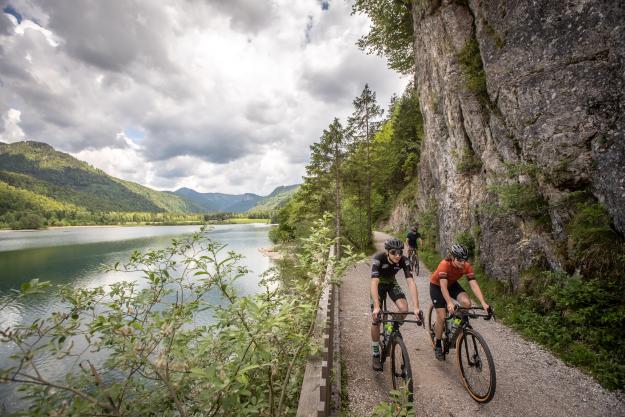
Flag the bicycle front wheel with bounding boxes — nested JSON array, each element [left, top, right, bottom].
[[412, 254, 419, 276], [390, 335, 414, 403], [456, 328, 496, 403], [426, 304, 436, 346]]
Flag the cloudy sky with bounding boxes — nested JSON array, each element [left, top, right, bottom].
[[0, 0, 408, 195]]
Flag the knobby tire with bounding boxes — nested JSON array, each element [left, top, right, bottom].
[[456, 328, 496, 403], [390, 334, 414, 403]]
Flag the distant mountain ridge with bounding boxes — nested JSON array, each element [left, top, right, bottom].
[[0, 140, 298, 214], [173, 184, 299, 213]]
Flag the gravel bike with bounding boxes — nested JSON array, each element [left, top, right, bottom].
[[377, 298, 424, 403], [426, 304, 496, 403], [407, 248, 419, 276]]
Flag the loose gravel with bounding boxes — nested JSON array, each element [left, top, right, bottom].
[[339, 232, 625, 417]]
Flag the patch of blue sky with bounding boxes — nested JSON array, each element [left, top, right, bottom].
[[123, 127, 145, 143], [3, 5, 22, 23]]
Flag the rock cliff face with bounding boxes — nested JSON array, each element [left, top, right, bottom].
[[393, 0, 624, 284]]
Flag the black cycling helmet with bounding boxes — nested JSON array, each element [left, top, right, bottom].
[[450, 243, 469, 260], [384, 237, 404, 251]]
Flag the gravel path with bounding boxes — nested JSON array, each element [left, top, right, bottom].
[[339, 231, 625, 417]]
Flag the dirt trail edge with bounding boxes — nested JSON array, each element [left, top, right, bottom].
[[339, 231, 625, 417]]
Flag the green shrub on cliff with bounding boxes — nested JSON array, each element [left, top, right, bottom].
[[567, 201, 625, 278], [457, 37, 489, 106]]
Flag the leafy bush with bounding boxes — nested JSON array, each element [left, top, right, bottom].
[[0, 220, 361, 416], [454, 231, 475, 258], [478, 268, 625, 390], [456, 148, 482, 175], [489, 182, 548, 219], [457, 36, 489, 107], [567, 201, 625, 278], [15, 212, 45, 229]]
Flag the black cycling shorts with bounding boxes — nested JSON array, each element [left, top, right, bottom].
[[370, 282, 406, 311], [430, 282, 465, 309]]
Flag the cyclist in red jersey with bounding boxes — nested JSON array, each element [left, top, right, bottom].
[[430, 243, 492, 360]]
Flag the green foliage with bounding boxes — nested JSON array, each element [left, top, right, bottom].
[[370, 387, 413, 417], [489, 182, 548, 219], [15, 212, 45, 229], [417, 199, 439, 251], [341, 196, 373, 250], [567, 201, 625, 278], [352, 0, 415, 75], [454, 230, 475, 258], [474, 265, 625, 390], [247, 185, 300, 217], [457, 36, 489, 106], [0, 219, 361, 416], [0, 278, 50, 312], [0, 141, 293, 227], [271, 84, 424, 253], [456, 147, 482, 175]]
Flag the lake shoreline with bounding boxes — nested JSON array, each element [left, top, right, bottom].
[[0, 220, 272, 233]]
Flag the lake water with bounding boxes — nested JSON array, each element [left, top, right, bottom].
[[0, 223, 274, 410]]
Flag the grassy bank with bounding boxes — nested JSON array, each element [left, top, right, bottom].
[[419, 248, 625, 390]]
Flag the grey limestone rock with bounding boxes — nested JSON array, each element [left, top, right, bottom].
[[401, 0, 625, 285]]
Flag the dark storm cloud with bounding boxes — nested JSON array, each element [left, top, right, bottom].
[[0, 49, 33, 82], [0, 8, 14, 34], [33, 0, 175, 74], [301, 49, 394, 102], [141, 120, 256, 165], [207, 0, 276, 34]]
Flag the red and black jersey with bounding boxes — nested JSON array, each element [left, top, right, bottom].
[[429, 259, 475, 286]]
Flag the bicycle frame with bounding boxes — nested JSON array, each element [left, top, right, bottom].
[[377, 298, 424, 403], [378, 299, 423, 362]]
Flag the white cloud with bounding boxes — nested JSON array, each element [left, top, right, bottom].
[[0, 0, 409, 195], [0, 109, 26, 142]]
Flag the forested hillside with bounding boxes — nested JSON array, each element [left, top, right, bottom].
[[0, 141, 298, 229]]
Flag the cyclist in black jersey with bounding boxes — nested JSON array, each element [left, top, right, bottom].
[[370, 237, 423, 371], [405, 224, 422, 254]]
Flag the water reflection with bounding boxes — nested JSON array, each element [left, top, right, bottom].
[[0, 224, 274, 410]]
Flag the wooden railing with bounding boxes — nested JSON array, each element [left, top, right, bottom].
[[296, 247, 341, 417]]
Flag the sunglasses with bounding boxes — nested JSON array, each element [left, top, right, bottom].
[[454, 258, 467, 263], [389, 249, 403, 256]]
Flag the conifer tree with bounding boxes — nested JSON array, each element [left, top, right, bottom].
[[347, 84, 384, 247], [305, 118, 347, 256]]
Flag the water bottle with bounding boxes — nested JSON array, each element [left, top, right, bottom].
[[448, 317, 461, 345], [384, 322, 393, 334]]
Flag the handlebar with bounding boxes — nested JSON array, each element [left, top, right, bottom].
[[377, 310, 425, 327], [450, 306, 495, 321]]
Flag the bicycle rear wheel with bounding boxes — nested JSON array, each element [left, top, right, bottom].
[[456, 328, 496, 403], [390, 335, 414, 403], [411, 253, 419, 276]]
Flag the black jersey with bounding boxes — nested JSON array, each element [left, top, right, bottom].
[[406, 230, 421, 247], [370, 252, 413, 284]]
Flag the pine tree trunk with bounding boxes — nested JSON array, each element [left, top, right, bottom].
[[334, 142, 341, 259]]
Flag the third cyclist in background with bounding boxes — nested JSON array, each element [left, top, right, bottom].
[[405, 224, 422, 273]]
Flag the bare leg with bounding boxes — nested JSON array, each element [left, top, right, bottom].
[[394, 297, 409, 321], [457, 292, 471, 308], [371, 322, 380, 342], [434, 307, 446, 339]]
